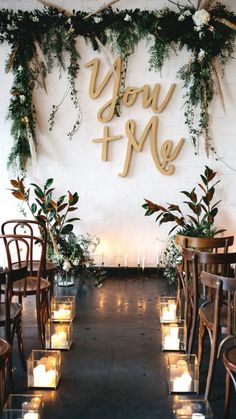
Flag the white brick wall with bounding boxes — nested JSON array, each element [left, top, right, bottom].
[[0, 0, 236, 266]]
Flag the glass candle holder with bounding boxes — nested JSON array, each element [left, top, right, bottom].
[[173, 398, 213, 418], [167, 354, 199, 394], [159, 296, 179, 323], [161, 321, 186, 351], [27, 350, 61, 389], [51, 296, 75, 321], [45, 320, 73, 350], [2, 394, 43, 419]]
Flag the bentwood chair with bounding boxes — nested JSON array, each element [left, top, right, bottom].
[[1, 234, 51, 347], [175, 236, 234, 347], [0, 338, 11, 408], [223, 344, 236, 419], [0, 247, 26, 389], [1, 220, 56, 300], [199, 267, 236, 400]]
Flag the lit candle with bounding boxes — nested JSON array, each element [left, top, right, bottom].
[[137, 248, 140, 266], [192, 414, 205, 418], [173, 371, 192, 392], [156, 249, 160, 266], [164, 325, 180, 350], [51, 331, 67, 349], [124, 254, 128, 267], [53, 307, 71, 320], [118, 248, 121, 266], [23, 413, 39, 419], [162, 304, 177, 322], [33, 358, 56, 387], [142, 255, 145, 271]]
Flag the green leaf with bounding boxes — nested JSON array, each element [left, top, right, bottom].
[[61, 224, 74, 235], [31, 203, 37, 214], [66, 217, 80, 223], [45, 178, 54, 190]]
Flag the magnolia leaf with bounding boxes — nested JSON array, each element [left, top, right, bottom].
[[66, 217, 80, 223], [57, 195, 66, 205], [211, 200, 221, 210], [61, 224, 74, 235], [68, 191, 74, 203], [200, 175, 207, 186], [31, 203, 37, 214], [210, 207, 218, 217], [68, 206, 78, 212], [34, 187, 45, 200], [50, 199, 58, 209], [45, 178, 54, 190], [57, 203, 67, 212], [10, 179, 19, 188], [12, 191, 25, 200], [46, 188, 55, 196], [198, 183, 206, 194]]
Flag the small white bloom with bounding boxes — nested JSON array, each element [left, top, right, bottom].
[[67, 18, 72, 25], [124, 14, 132, 22], [198, 49, 206, 62], [19, 94, 26, 103], [63, 260, 72, 272], [18, 65, 23, 72], [183, 9, 192, 17], [73, 258, 80, 266], [192, 9, 210, 27], [7, 24, 12, 31], [32, 16, 39, 22], [178, 14, 185, 21], [94, 16, 103, 23]]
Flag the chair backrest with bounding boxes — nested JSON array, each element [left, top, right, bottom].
[[1, 220, 47, 276], [200, 271, 236, 335], [176, 235, 234, 253], [0, 234, 45, 297]]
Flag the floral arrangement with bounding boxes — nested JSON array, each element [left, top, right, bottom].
[[9, 177, 105, 286], [0, 1, 236, 170], [161, 236, 182, 287]]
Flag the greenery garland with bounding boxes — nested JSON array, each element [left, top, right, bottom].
[[0, 1, 236, 171]]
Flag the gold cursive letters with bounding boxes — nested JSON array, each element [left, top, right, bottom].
[[85, 56, 185, 177], [120, 116, 184, 177], [85, 57, 121, 123]]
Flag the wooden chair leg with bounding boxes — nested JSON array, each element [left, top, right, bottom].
[[204, 330, 218, 400], [16, 318, 26, 370], [176, 273, 182, 316], [36, 297, 44, 347], [224, 369, 231, 419], [198, 316, 205, 368]]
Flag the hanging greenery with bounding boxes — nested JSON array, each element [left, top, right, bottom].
[[0, 1, 236, 171]]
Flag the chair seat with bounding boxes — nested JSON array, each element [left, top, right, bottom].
[[12, 260, 56, 275], [0, 302, 21, 325], [13, 276, 50, 295]]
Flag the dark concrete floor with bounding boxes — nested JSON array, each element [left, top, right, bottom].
[[5, 274, 236, 418]]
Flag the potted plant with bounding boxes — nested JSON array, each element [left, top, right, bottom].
[[9, 177, 105, 287], [142, 166, 225, 285]]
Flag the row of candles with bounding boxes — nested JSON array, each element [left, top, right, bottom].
[[2, 296, 76, 418], [159, 297, 213, 418], [96, 247, 162, 268]]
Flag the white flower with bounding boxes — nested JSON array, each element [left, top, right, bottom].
[[67, 18, 72, 25], [73, 258, 80, 266], [32, 16, 39, 22], [94, 16, 103, 23], [7, 24, 12, 31], [19, 94, 26, 103], [62, 260, 72, 272], [198, 49, 206, 62], [183, 9, 192, 17], [124, 14, 132, 22], [18, 65, 23, 72], [178, 14, 185, 21], [192, 9, 210, 28]]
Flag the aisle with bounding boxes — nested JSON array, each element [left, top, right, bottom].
[[10, 275, 234, 418]]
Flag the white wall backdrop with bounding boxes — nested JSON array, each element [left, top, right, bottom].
[[1, 0, 236, 267]]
